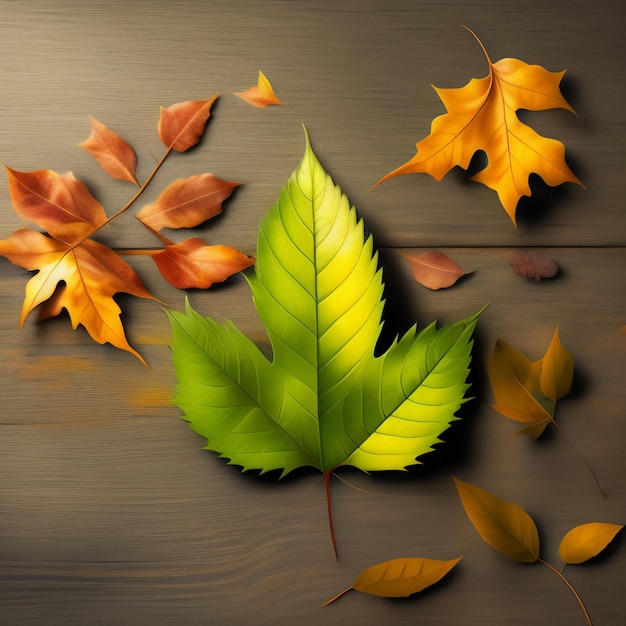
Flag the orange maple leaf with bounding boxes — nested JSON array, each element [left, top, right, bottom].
[[0, 229, 155, 365], [377, 27, 583, 225], [234, 71, 283, 108]]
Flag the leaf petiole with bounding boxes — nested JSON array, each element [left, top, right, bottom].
[[539, 558, 593, 626], [552, 421, 606, 499], [325, 469, 338, 561], [321, 586, 352, 607]]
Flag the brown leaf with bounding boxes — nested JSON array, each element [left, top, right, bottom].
[[234, 70, 283, 108], [510, 248, 558, 281], [158, 95, 219, 152], [5, 167, 107, 244], [151, 237, 254, 289], [453, 476, 540, 563], [0, 229, 155, 365], [323, 556, 461, 605], [401, 249, 468, 290], [79, 116, 139, 184], [558, 523, 623, 565], [136, 173, 242, 231]]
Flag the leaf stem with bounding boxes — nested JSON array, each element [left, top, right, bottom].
[[100, 145, 174, 228], [325, 469, 338, 561], [462, 25, 493, 66], [321, 586, 352, 607], [115, 248, 160, 257], [553, 422, 606, 499], [68, 145, 174, 252], [539, 558, 593, 626]]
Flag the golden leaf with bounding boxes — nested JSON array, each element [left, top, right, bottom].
[[453, 476, 539, 563], [559, 523, 623, 565], [377, 27, 583, 225]]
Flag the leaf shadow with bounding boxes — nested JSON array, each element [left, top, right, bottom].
[[515, 167, 585, 230]]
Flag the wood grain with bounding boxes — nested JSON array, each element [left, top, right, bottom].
[[0, 1, 624, 624]]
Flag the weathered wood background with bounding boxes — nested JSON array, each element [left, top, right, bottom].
[[0, 1, 624, 624]]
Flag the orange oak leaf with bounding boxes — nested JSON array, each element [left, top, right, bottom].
[[0, 229, 156, 364], [158, 95, 219, 152], [558, 523, 623, 565], [150, 237, 254, 289], [5, 167, 107, 245], [488, 325, 572, 437], [136, 173, 242, 231], [376, 27, 583, 225], [78, 116, 139, 184], [401, 249, 468, 290], [234, 70, 283, 108], [323, 556, 462, 605], [510, 248, 558, 281]]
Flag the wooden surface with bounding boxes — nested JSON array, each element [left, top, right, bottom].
[[0, 1, 624, 624]]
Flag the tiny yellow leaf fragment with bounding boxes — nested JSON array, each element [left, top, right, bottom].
[[558, 523, 623, 565], [234, 70, 283, 108], [453, 476, 539, 563], [323, 556, 461, 605]]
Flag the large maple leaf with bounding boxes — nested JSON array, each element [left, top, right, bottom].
[[168, 129, 480, 556], [377, 27, 583, 225]]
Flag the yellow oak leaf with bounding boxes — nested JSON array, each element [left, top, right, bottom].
[[377, 27, 583, 225]]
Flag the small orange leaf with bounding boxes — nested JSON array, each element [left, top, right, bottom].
[[151, 238, 254, 289], [540, 325, 573, 402], [510, 248, 558, 281], [234, 70, 283, 108], [5, 167, 107, 244], [401, 249, 468, 290], [323, 556, 461, 605], [376, 27, 582, 225], [558, 523, 623, 565], [158, 95, 219, 152], [453, 476, 540, 563], [79, 116, 138, 184], [136, 173, 242, 231]]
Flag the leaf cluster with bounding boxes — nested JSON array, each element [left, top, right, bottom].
[[0, 96, 255, 364]]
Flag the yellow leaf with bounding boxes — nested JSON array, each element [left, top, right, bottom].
[[540, 325, 574, 402], [376, 27, 582, 225], [323, 556, 461, 605], [453, 476, 539, 563], [558, 523, 623, 565]]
